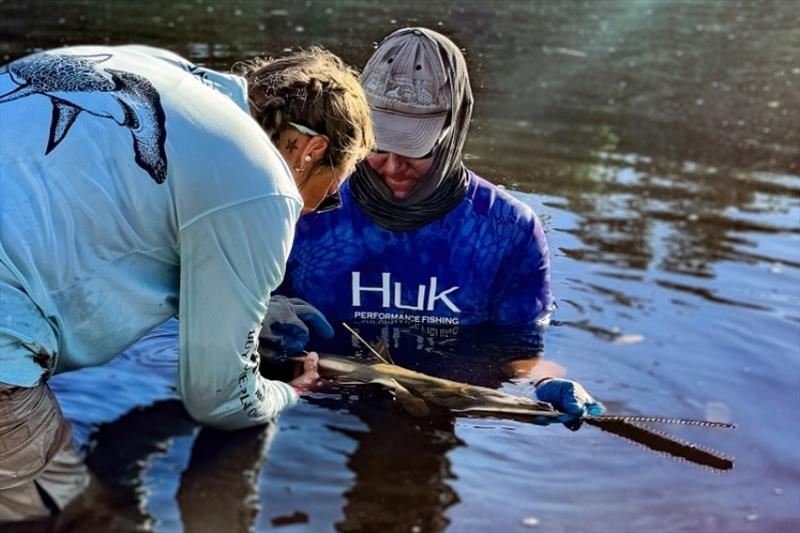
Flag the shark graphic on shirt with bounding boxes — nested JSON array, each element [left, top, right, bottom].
[[0, 52, 168, 184]]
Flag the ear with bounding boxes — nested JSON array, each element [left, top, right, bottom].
[[300, 135, 330, 167]]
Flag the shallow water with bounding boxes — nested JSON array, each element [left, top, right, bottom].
[[3, 1, 799, 531]]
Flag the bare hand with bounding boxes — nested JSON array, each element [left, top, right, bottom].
[[288, 351, 320, 391]]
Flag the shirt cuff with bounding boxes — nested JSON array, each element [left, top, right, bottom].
[[275, 381, 301, 406]]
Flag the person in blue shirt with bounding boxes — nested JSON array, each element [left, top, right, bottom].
[[0, 45, 373, 520], [271, 28, 604, 424]]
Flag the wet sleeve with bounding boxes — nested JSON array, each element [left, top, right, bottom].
[[490, 213, 554, 328], [177, 195, 302, 430]]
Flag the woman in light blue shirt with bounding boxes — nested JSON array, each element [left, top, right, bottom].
[[0, 44, 372, 520]]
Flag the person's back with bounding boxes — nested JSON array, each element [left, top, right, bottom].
[[0, 45, 298, 384], [1, 43, 375, 521]]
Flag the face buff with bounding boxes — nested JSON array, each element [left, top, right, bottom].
[[349, 28, 474, 232]]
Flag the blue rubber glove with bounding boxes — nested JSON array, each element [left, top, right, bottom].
[[260, 296, 334, 353], [535, 378, 605, 431]]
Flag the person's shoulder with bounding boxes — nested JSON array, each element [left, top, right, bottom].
[[110, 45, 191, 66], [44, 44, 193, 78], [465, 170, 539, 229], [117, 46, 250, 111], [8, 44, 202, 83]]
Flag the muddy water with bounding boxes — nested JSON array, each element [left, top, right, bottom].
[[3, 1, 799, 531]]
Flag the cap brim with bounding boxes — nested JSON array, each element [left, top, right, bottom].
[[371, 108, 447, 158]]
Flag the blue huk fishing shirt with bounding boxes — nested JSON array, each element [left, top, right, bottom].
[[281, 171, 553, 349]]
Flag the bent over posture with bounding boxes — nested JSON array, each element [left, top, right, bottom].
[[0, 44, 372, 519]]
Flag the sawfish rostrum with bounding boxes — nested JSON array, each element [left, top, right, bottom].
[[0, 52, 168, 184]]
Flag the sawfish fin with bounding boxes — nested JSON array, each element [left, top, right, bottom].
[[371, 338, 395, 365], [337, 366, 384, 384], [341, 322, 394, 365], [385, 378, 430, 417], [46, 100, 82, 154], [338, 367, 429, 417]]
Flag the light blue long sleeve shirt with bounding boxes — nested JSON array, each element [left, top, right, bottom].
[[0, 45, 301, 429]]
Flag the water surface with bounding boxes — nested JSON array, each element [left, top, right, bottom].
[[2, 1, 798, 531]]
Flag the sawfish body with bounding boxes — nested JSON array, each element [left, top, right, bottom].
[[306, 354, 560, 419], [283, 350, 735, 471]]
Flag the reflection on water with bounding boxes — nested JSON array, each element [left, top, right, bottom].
[[324, 398, 462, 533], [4, 0, 799, 531]]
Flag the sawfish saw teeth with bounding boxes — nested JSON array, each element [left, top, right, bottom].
[[628, 422, 734, 471], [587, 415, 735, 429]]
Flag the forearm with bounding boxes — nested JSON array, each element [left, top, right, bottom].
[[182, 370, 298, 431], [178, 286, 300, 430], [177, 197, 301, 430]]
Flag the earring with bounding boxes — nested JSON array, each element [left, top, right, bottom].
[[295, 155, 312, 172]]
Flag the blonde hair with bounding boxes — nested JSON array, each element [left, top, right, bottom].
[[240, 47, 374, 172]]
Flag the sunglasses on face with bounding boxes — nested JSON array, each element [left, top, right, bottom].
[[311, 162, 349, 214], [314, 190, 342, 213], [374, 147, 435, 160]]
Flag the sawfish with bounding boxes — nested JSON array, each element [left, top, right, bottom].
[[276, 330, 735, 471]]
